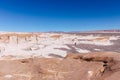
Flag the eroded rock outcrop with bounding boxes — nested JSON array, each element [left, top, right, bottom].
[[0, 32, 120, 57], [0, 52, 120, 80]]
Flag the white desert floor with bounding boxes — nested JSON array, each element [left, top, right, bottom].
[[0, 33, 119, 58]]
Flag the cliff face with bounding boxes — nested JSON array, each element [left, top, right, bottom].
[[0, 52, 120, 80], [0, 33, 38, 44]]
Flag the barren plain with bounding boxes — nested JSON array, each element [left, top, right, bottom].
[[0, 32, 120, 80]]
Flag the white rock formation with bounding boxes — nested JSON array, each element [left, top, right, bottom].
[[0, 32, 119, 58]]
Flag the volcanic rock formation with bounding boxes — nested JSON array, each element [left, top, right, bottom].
[[0, 52, 120, 80]]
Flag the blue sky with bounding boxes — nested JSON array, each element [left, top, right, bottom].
[[0, 0, 120, 32]]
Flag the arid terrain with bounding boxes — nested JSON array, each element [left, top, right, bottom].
[[0, 32, 120, 58], [0, 32, 120, 80]]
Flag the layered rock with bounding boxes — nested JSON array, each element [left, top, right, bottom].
[[0, 52, 120, 80]]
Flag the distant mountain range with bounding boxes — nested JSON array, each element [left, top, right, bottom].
[[68, 29, 120, 33], [0, 29, 120, 33], [90, 29, 120, 32]]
